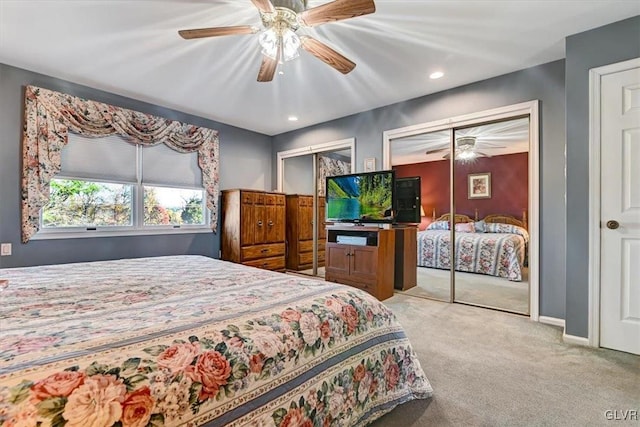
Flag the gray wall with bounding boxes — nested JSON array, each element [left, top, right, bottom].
[[283, 155, 314, 194], [273, 60, 567, 319], [0, 63, 272, 268], [565, 16, 640, 337]]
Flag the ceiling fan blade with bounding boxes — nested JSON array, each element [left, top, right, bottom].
[[300, 36, 355, 74], [179, 26, 256, 39], [299, 0, 375, 26], [251, 0, 275, 14], [425, 148, 448, 155], [257, 52, 279, 82]]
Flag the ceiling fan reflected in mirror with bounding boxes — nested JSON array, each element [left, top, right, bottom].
[[178, 0, 376, 82], [425, 136, 506, 161]]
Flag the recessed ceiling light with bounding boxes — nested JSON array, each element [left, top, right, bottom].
[[288, 116, 298, 122], [279, 71, 284, 75], [429, 71, 444, 79]]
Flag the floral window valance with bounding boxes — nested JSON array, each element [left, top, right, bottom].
[[21, 85, 219, 243]]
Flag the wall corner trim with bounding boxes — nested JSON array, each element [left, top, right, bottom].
[[539, 316, 565, 328], [562, 332, 591, 347]]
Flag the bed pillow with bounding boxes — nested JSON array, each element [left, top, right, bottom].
[[484, 222, 530, 243], [454, 222, 475, 233], [426, 220, 450, 230], [474, 220, 486, 233]]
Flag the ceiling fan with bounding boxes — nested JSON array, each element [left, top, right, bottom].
[[425, 136, 506, 161], [178, 0, 376, 82]]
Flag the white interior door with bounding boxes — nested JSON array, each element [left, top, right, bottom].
[[600, 63, 640, 355]]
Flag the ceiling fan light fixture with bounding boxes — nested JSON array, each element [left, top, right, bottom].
[[457, 150, 476, 160], [281, 29, 301, 61], [258, 28, 300, 61], [259, 29, 279, 59], [456, 136, 476, 148]]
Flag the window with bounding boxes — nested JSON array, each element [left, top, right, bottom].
[[39, 133, 208, 238], [43, 179, 133, 228], [144, 186, 205, 226]]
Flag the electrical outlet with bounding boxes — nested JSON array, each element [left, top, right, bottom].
[[0, 243, 12, 256]]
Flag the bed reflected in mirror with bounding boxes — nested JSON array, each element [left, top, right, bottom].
[[388, 116, 532, 315], [452, 117, 530, 315]]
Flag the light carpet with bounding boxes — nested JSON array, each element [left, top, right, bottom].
[[401, 267, 529, 314], [372, 293, 640, 426]]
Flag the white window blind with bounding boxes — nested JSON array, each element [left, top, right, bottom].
[[141, 144, 202, 188], [61, 133, 137, 182]]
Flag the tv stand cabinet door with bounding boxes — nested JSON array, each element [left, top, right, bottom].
[[325, 243, 351, 277], [349, 245, 377, 284]]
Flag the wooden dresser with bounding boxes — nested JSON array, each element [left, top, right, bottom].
[[221, 189, 286, 271], [285, 195, 326, 271]]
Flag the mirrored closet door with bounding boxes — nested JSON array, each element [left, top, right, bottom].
[[452, 117, 531, 314], [384, 101, 538, 317], [280, 147, 353, 278], [389, 129, 453, 302], [282, 154, 316, 276]]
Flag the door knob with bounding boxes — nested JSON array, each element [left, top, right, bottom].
[[606, 220, 619, 230]]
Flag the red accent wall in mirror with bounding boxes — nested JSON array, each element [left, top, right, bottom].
[[393, 161, 449, 231], [393, 152, 528, 230]]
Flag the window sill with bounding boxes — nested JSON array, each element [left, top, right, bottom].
[[31, 227, 213, 240]]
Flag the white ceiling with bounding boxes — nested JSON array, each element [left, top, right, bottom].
[[1, 1, 638, 136], [391, 117, 530, 165]]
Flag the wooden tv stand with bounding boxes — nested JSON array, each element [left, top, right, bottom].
[[324, 226, 395, 300]]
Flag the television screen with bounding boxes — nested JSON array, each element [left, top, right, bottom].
[[326, 170, 395, 223]]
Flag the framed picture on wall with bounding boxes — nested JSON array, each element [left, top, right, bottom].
[[468, 172, 491, 199], [364, 157, 376, 172]]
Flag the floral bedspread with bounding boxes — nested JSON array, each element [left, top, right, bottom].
[[417, 230, 527, 281], [0, 256, 431, 426]]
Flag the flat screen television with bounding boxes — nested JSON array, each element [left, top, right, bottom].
[[326, 170, 395, 224]]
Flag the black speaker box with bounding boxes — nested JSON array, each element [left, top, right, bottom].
[[395, 176, 421, 223]]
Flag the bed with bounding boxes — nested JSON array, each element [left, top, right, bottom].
[[0, 255, 431, 426], [417, 213, 529, 281]]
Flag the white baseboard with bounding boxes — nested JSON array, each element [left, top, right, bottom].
[[540, 316, 593, 348], [562, 332, 590, 347], [539, 316, 565, 328]]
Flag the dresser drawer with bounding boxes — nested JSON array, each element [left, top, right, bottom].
[[241, 191, 257, 204], [299, 240, 326, 253], [243, 256, 285, 271], [241, 243, 285, 260], [299, 251, 313, 266], [299, 240, 313, 253]]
